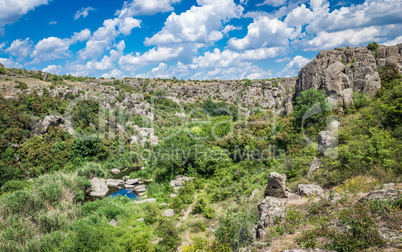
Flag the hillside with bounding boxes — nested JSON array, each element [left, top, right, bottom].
[[0, 43, 401, 252]]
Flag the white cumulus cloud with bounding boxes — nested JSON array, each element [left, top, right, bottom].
[[0, 0, 51, 33], [278, 55, 310, 77], [42, 64, 62, 74], [74, 7, 95, 20], [145, 0, 243, 46], [5, 38, 33, 58], [116, 0, 182, 16]]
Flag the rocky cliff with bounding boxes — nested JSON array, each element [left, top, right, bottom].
[[296, 44, 402, 107]]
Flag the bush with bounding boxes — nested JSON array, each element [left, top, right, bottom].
[[215, 210, 256, 250], [367, 42, 379, 52]]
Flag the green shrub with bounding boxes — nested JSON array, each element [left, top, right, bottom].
[[215, 210, 256, 250], [367, 42, 379, 52]]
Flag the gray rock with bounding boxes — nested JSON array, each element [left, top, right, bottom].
[[125, 179, 140, 185], [134, 198, 157, 204], [264, 172, 287, 198], [0, 62, 4, 68], [111, 168, 121, 175], [136, 218, 144, 221], [297, 184, 324, 197], [159, 203, 168, 206], [318, 120, 339, 157], [250, 189, 259, 199], [124, 184, 135, 189], [162, 209, 175, 217], [170, 175, 194, 191], [106, 179, 124, 187], [256, 196, 285, 238], [33, 115, 64, 135], [133, 184, 147, 193], [283, 249, 336, 252], [383, 183, 395, 189], [307, 157, 321, 179], [109, 219, 117, 227], [170, 193, 177, 198], [89, 177, 109, 197], [360, 189, 402, 202]]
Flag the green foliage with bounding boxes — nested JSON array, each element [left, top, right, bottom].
[[202, 99, 238, 121], [367, 42, 379, 52], [0, 179, 31, 194], [192, 198, 215, 219], [293, 88, 331, 131], [215, 210, 256, 250], [15, 80, 28, 90], [70, 137, 106, 165], [77, 162, 105, 178], [0, 67, 6, 74]]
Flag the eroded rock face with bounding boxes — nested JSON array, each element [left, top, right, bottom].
[[307, 157, 321, 179], [32, 115, 64, 135], [256, 196, 285, 238], [360, 189, 402, 202], [106, 179, 124, 187], [89, 177, 109, 197], [297, 184, 324, 197], [318, 120, 339, 158], [264, 172, 287, 198], [296, 44, 402, 107]]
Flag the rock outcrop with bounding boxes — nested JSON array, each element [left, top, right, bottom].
[[256, 196, 285, 238], [89, 177, 109, 197], [297, 184, 324, 197], [32, 115, 64, 135], [318, 120, 339, 157], [360, 189, 402, 202], [264, 172, 287, 198], [296, 44, 402, 107], [307, 157, 321, 179]]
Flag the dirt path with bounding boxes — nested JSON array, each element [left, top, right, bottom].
[[176, 193, 198, 228]]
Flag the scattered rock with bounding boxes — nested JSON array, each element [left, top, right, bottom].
[[282, 249, 336, 252], [136, 218, 144, 221], [256, 196, 285, 238], [111, 168, 121, 175], [125, 179, 140, 185], [360, 189, 402, 202], [297, 184, 324, 197], [89, 177, 109, 197], [170, 175, 194, 191], [307, 157, 321, 179], [106, 179, 124, 187], [109, 219, 117, 227], [162, 209, 175, 218], [170, 193, 177, 198], [383, 183, 395, 189], [134, 198, 157, 204], [151, 237, 163, 244], [250, 189, 259, 199], [133, 184, 147, 193], [264, 172, 287, 198], [159, 203, 168, 206], [124, 184, 135, 189]]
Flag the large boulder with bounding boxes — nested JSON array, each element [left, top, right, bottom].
[[264, 172, 287, 198], [33, 115, 64, 135], [89, 177, 109, 197], [307, 157, 321, 179], [318, 120, 339, 158], [256, 196, 285, 238], [106, 179, 124, 187], [297, 184, 324, 197], [133, 184, 147, 193]]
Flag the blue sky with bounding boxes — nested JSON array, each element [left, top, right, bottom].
[[0, 0, 401, 80]]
